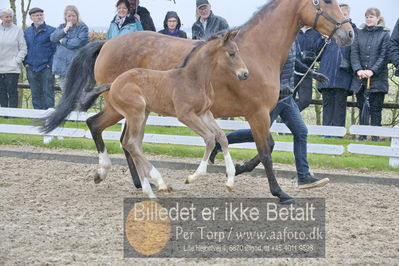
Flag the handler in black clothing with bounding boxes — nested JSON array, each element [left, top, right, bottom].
[[128, 0, 155, 31], [390, 18, 399, 76]]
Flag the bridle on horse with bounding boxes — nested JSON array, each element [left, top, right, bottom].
[[312, 0, 351, 39], [291, 0, 351, 93]]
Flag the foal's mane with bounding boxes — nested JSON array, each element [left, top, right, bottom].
[[175, 31, 229, 69], [240, 0, 278, 29]]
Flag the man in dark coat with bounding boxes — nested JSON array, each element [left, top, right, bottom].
[[192, 0, 229, 40], [390, 18, 399, 76], [128, 0, 155, 31], [158, 11, 187, 38], [24, 7, 56, 110], [318, 4, 356, 129], [294, 27, 323, 111]]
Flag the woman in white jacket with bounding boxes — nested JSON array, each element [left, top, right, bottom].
[[0, 8, 27, 108]]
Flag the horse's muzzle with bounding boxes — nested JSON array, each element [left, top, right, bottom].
[[237, 70, 249, 81]]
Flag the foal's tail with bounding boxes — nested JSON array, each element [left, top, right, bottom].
[[41, 41, 106, 133], [79, 83, 111, 111]]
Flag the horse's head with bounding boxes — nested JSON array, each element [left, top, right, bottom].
[[299, 0, 354, 46], [215, 30, 249, 81]]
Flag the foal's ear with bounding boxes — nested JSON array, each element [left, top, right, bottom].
[[223, 29, 240, 43]]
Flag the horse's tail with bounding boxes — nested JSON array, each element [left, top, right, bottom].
[[78, 83, 111, 111], [41, 41, 106, 133]]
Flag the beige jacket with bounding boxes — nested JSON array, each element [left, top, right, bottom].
[[0, 23, 27, 74]]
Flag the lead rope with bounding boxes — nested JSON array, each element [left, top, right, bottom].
[[292, 37, 329, 95]]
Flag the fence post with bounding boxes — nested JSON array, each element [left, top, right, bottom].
[[389, 126, 399, 168]]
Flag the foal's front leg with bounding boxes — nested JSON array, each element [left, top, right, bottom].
[[177, 113, 216, 184], [204, 112, 235, 191]]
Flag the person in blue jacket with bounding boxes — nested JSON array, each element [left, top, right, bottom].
[[50, 5, 88, 92], [390, 18, 399, 77], [24, 7, 56, 110], [318, 4, 356, 129], [107, 0, 143, 40]]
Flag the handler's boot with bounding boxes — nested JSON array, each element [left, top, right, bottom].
[[298, 174, 329, 189]]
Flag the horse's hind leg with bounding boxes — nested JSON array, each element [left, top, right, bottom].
[[86, 107, 123, 184], [177, 112, 216, 184], [203, 112, 235, 191]]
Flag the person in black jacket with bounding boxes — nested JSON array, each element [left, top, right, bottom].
[[350, 8, 390, 141], [390, 18, 399, 76], [158, 11, 187, 39], [294, 27, 323, 112], [209, 42, 330, 189], [192, 0, 229, 40], [128, 0, 155, 31], [318, 4, 356, 130]]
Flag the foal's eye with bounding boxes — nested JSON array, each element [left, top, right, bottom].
[[323, 0, 332, 4], [229, 52, 236, 57]]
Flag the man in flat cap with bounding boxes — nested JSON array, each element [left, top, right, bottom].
[[192, 0, 229, 40], [24, 7, 56, 110]]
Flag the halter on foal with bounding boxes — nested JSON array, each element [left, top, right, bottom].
[[82, 30, 248, 198]]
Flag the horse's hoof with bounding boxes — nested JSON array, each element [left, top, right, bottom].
[[185, 175, 196, 184], [279, 197, 295, 205], [94, 174, 104, 184], [159, 185, 173, 193], [226, 185, 234, 192], [184, 178, 190, 184]]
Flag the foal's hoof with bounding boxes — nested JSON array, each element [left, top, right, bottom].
[[159, 185, 173, 193], [185, 175, 196, 184], [226, 185, 234, 192], [94, 173, 105, 184]]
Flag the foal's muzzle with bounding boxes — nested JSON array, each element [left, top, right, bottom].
[[237, 70, 249, 81]]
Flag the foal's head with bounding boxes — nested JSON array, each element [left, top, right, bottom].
[[209, 29, 249, 81]]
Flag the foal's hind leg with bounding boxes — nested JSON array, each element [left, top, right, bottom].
[[203, 112, 236, 191], [177, 112, 216, 184], [86, 107, 123, 183]]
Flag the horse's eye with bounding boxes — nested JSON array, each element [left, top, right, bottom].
[[229, 52, 236, 57], [323, 0, 332, 4]]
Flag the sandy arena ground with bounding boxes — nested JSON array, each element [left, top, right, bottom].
[[0, 146, 398, 265]]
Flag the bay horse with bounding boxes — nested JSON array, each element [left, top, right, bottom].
[[42, 0, 354, 204], [79, 30, 248, 198]]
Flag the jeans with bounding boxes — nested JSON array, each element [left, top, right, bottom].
[[321, 88, 348, 127], [27, 67, 55, 110], [294, 74, 313, 111], [0, 73, 19, 108], [225, 96, 310, 179]]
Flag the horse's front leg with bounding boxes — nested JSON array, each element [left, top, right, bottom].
[[177, 112, 215, 184], [247, 111, 294, 204], [203, 112, 235, 191]]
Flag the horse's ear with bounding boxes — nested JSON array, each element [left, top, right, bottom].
[[223, 29, 240, 43]]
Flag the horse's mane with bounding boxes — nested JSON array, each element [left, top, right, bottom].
[[240, 0, 278, 29], [175, 31, 228, 69]]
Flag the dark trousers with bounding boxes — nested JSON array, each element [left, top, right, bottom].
[[294, 74, 313, 111], [27, 67, 55, 110], [356, 88, 385, 126], [0, 73, 19, 108], [321, 88, 348, 127]]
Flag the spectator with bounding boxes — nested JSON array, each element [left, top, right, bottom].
[[24, 7, 56, 110], [318, 4, 356, 130], [209, 42, 330, 189], [294, 26, 323, 111], [158, 11, 187, 39], [128, 0, 155, 31], [192, 0, 229, 40], [0, 8, 27, 108], [50, 5, 88, 92], [350, 7, 390, 141], [107, 0, 143, 40], [390, 18, 399, 76]]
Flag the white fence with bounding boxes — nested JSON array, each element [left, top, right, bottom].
[[0, 107, 398, 168]]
